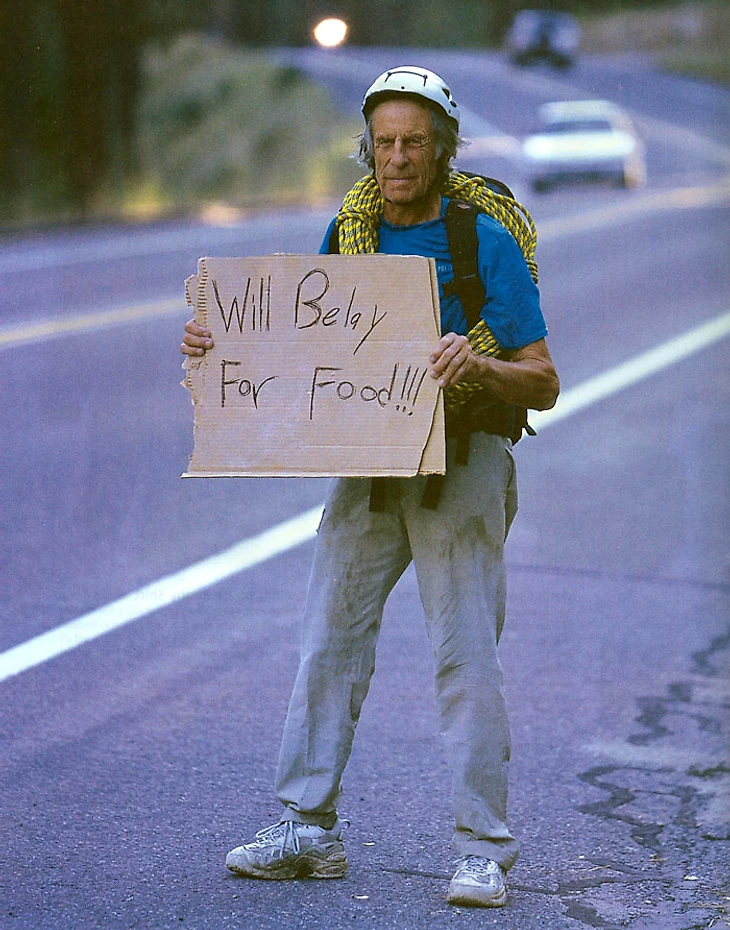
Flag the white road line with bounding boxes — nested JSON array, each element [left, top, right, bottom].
[[0, 210, 334, 274], [1, 310, 729, 683], [530, 311, 730, 429], [0, 506, 323, 683], [1, 230, 211, 274]]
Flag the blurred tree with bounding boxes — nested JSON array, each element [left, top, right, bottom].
[[0, 0, 35, 218], [144, 0, 215, 36], [55, 0, 144, 213], [224, 0, 320, 45], [56, 0, 109, 210], [0, 0, 145, 220]]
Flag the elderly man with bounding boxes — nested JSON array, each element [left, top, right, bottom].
[[182, 65, 559, 908]]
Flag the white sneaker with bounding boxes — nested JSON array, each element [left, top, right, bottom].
[[447, 855, 508, 908], [225, 819, 348, 879]]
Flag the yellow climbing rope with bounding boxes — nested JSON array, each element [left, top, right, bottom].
[[334, 171, 539, 410]]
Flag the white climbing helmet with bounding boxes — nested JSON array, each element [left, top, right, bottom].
[[361, 65, 460, 130]]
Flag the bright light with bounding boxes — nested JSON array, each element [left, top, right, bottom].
[[313, 17, 348, 48]]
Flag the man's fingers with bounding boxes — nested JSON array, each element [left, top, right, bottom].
[[430, 336, 468, 383], [440, 357, 470, 387], [181, 318, 214, 356], [181, 342, 206, 356], [430, 333, 464, 362], [185, 320, 212, 338]]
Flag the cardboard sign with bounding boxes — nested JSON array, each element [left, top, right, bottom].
[[182, 255, 445, 477]]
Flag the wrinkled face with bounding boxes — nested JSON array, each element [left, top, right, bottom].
[[371, 99, 439, 208]]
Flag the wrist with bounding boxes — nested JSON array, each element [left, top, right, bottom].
[[473, 353, 497, 386]]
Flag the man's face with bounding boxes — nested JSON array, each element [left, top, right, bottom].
[[371, 99, 439, 208]]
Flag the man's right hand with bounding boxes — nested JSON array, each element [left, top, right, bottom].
[[181, 319, 214, 356]]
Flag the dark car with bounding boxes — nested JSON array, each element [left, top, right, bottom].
[[507, 10, 581, 70]]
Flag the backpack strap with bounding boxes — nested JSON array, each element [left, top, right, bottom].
[[441, 173, 517, 328], [463, 172, 515, 199], [443, 199, 484, 331], [442, 172, 518, 327], [441, 183, 534, 443], [327, 222, 340, 255]]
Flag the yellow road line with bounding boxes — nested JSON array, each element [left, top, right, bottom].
[[635, 114, 730, 168], [0, 297, 185, 350], [2, 175, 728, 352], [538, 177, 730, 242]]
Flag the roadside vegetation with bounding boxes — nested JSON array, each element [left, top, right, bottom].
[[579, 0, 730, 84], [135, 36, 363, 219]]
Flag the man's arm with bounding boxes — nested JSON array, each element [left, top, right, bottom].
[[429, 334, 559, 411]]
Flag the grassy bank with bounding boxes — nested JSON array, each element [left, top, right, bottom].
[[579, 0, 730, 85], [134, 35, 363, 219]]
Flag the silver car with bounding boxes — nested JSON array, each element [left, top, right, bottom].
[[522, 100, 647, 191]]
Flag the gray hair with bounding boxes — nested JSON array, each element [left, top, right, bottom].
[[356, 100, 463, 188]]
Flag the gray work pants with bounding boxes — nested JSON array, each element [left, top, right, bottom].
[[275, 432, 520, 869]]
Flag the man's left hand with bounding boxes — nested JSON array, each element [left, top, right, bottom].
[[429, 333, 480, 387], [430, 334, 560, 410]]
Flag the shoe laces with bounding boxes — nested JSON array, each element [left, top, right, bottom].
[[250, 821, 302, 855], [456, 855, 502, 879], [248, 818, 348, 857]]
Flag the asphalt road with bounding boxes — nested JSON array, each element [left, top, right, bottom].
[[1, 49, 728, 930]]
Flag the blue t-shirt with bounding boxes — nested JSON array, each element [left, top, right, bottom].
[[320, 196, 547, 351]]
